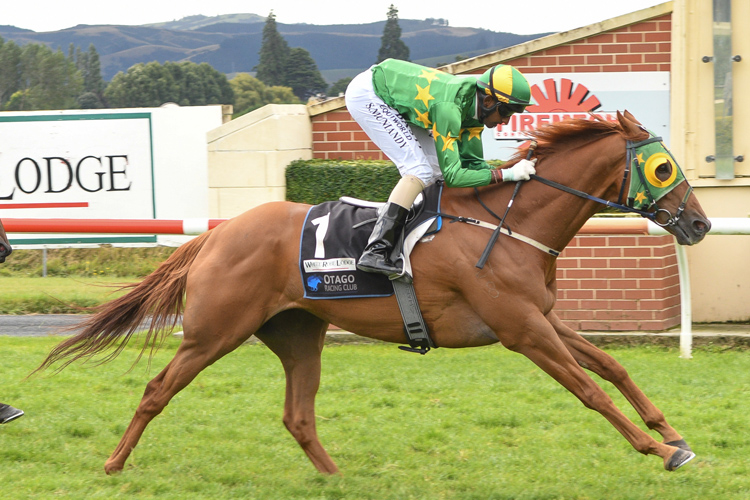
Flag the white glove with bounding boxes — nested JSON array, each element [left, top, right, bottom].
[[501, 158, 537, 182]]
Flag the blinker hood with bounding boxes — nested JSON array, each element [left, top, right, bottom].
[[626, 134, 686, 211]]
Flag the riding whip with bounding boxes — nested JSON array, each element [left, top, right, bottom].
[[476, 140, 537, 269]]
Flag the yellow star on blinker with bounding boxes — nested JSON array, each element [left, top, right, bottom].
[[635, 191, 648, 204], [636, 152, 645, 164], [415, 84, 434, 108]]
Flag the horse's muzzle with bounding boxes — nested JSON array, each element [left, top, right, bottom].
[[674, 215, 711, 245]]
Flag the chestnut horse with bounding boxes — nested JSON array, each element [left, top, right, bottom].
[[37, 111, 710, 475]]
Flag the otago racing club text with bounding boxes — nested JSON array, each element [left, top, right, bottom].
[[317, 273, 357, 293]]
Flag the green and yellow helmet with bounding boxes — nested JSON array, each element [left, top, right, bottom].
[[477, 64, 532, 112]]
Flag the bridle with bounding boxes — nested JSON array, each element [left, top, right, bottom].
[[470, 131, 693, 268], [527, 132, 693, 229]]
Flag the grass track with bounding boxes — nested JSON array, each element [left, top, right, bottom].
[[0, 277, 131, 314], [1, 336, 749, 499]]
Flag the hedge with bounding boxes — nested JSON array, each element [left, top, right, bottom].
[[285, 158, 507, 205], [285, 159, 400, 204]]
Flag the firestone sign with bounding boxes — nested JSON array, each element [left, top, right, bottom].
[[482, 72, 670, 159]]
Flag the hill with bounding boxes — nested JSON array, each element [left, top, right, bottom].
[[0, 15, 551, 82]]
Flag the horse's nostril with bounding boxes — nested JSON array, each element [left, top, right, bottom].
[[692, 218, 710, 235]]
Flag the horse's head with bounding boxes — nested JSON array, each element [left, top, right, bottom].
[[616, 111, 710, 245], [0, 218, 12, 263]]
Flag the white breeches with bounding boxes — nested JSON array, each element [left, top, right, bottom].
[[345, 69, 443, 187]]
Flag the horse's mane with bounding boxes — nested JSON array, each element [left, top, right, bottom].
[[509, 115, 643, 163]]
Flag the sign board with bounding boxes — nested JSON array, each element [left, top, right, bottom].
[[0, 105, 224, 247], [482, 72, 670, 160]]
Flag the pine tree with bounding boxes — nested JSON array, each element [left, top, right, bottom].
[[255, 11, 290, 87], [377, 4, 410, 64], [284, 48, 328, 101], [83, 45, 104, 95]]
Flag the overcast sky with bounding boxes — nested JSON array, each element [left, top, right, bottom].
[[3, 0, 667, 35]]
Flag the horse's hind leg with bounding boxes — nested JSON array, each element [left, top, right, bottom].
[[254, 309, 338, 474], [547, 312, 691, 451], [104, 334, 247, 474]]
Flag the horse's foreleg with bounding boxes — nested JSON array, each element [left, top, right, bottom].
[[104, 339, 236, 474], [500, 315, 694, 471], [255, 310, 338, 475], [547, 312, 690, 450]]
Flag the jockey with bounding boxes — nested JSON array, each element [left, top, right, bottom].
[[345, 59, 537, 277], [0, 403, 24, 424]]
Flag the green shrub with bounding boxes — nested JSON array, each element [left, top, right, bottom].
[[285, 159, 400, 204]]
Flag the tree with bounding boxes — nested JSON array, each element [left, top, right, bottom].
[[254, 12, 330, 100], [329, 77, 352, 97], [255, 11, 290, 87], [377, 4, 410, 63], [5, 43, 82, 111], [104, 61, 234, 109], [0, 37, 22, 106], [229, 73, 299, 117], [72, 44, 106, 108], [284, 48, 327, 101]]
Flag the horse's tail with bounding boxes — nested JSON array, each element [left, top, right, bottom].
[[35, 231, 213, 373]]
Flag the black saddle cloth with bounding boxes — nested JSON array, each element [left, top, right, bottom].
[[298, 183, 442, 299]]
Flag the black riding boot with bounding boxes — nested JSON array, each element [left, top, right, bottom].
[[357, 202, 409, 277]]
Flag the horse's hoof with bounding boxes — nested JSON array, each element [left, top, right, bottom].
[[664, 448, 696, 471], [104, 462, 123, 475], [665, 438, 692, 452]]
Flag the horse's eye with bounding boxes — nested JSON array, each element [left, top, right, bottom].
[[655, 161, 672, 182]]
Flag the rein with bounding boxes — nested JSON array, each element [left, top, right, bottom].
[[527, 173, 656, 219]]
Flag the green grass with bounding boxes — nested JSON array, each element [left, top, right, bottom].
[[2, 337, 749, 499], [0, 277, 131, 314], [0, 247, 174, 313]]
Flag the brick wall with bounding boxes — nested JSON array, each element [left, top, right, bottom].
[[502, 15, 672, 73], [312, 110, 388, 161], [556, 234, 680, 331], [309, 14, 681, 331]]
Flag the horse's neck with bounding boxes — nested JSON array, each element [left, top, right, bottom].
[[467, 137, 625, 254], [525, 139, 626, 251]]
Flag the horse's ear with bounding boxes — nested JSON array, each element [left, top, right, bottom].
[[617, 110, 646, 138], [622, 110, 642, 125]]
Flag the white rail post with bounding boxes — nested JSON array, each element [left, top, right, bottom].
[[674, 242, 692, 359]]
